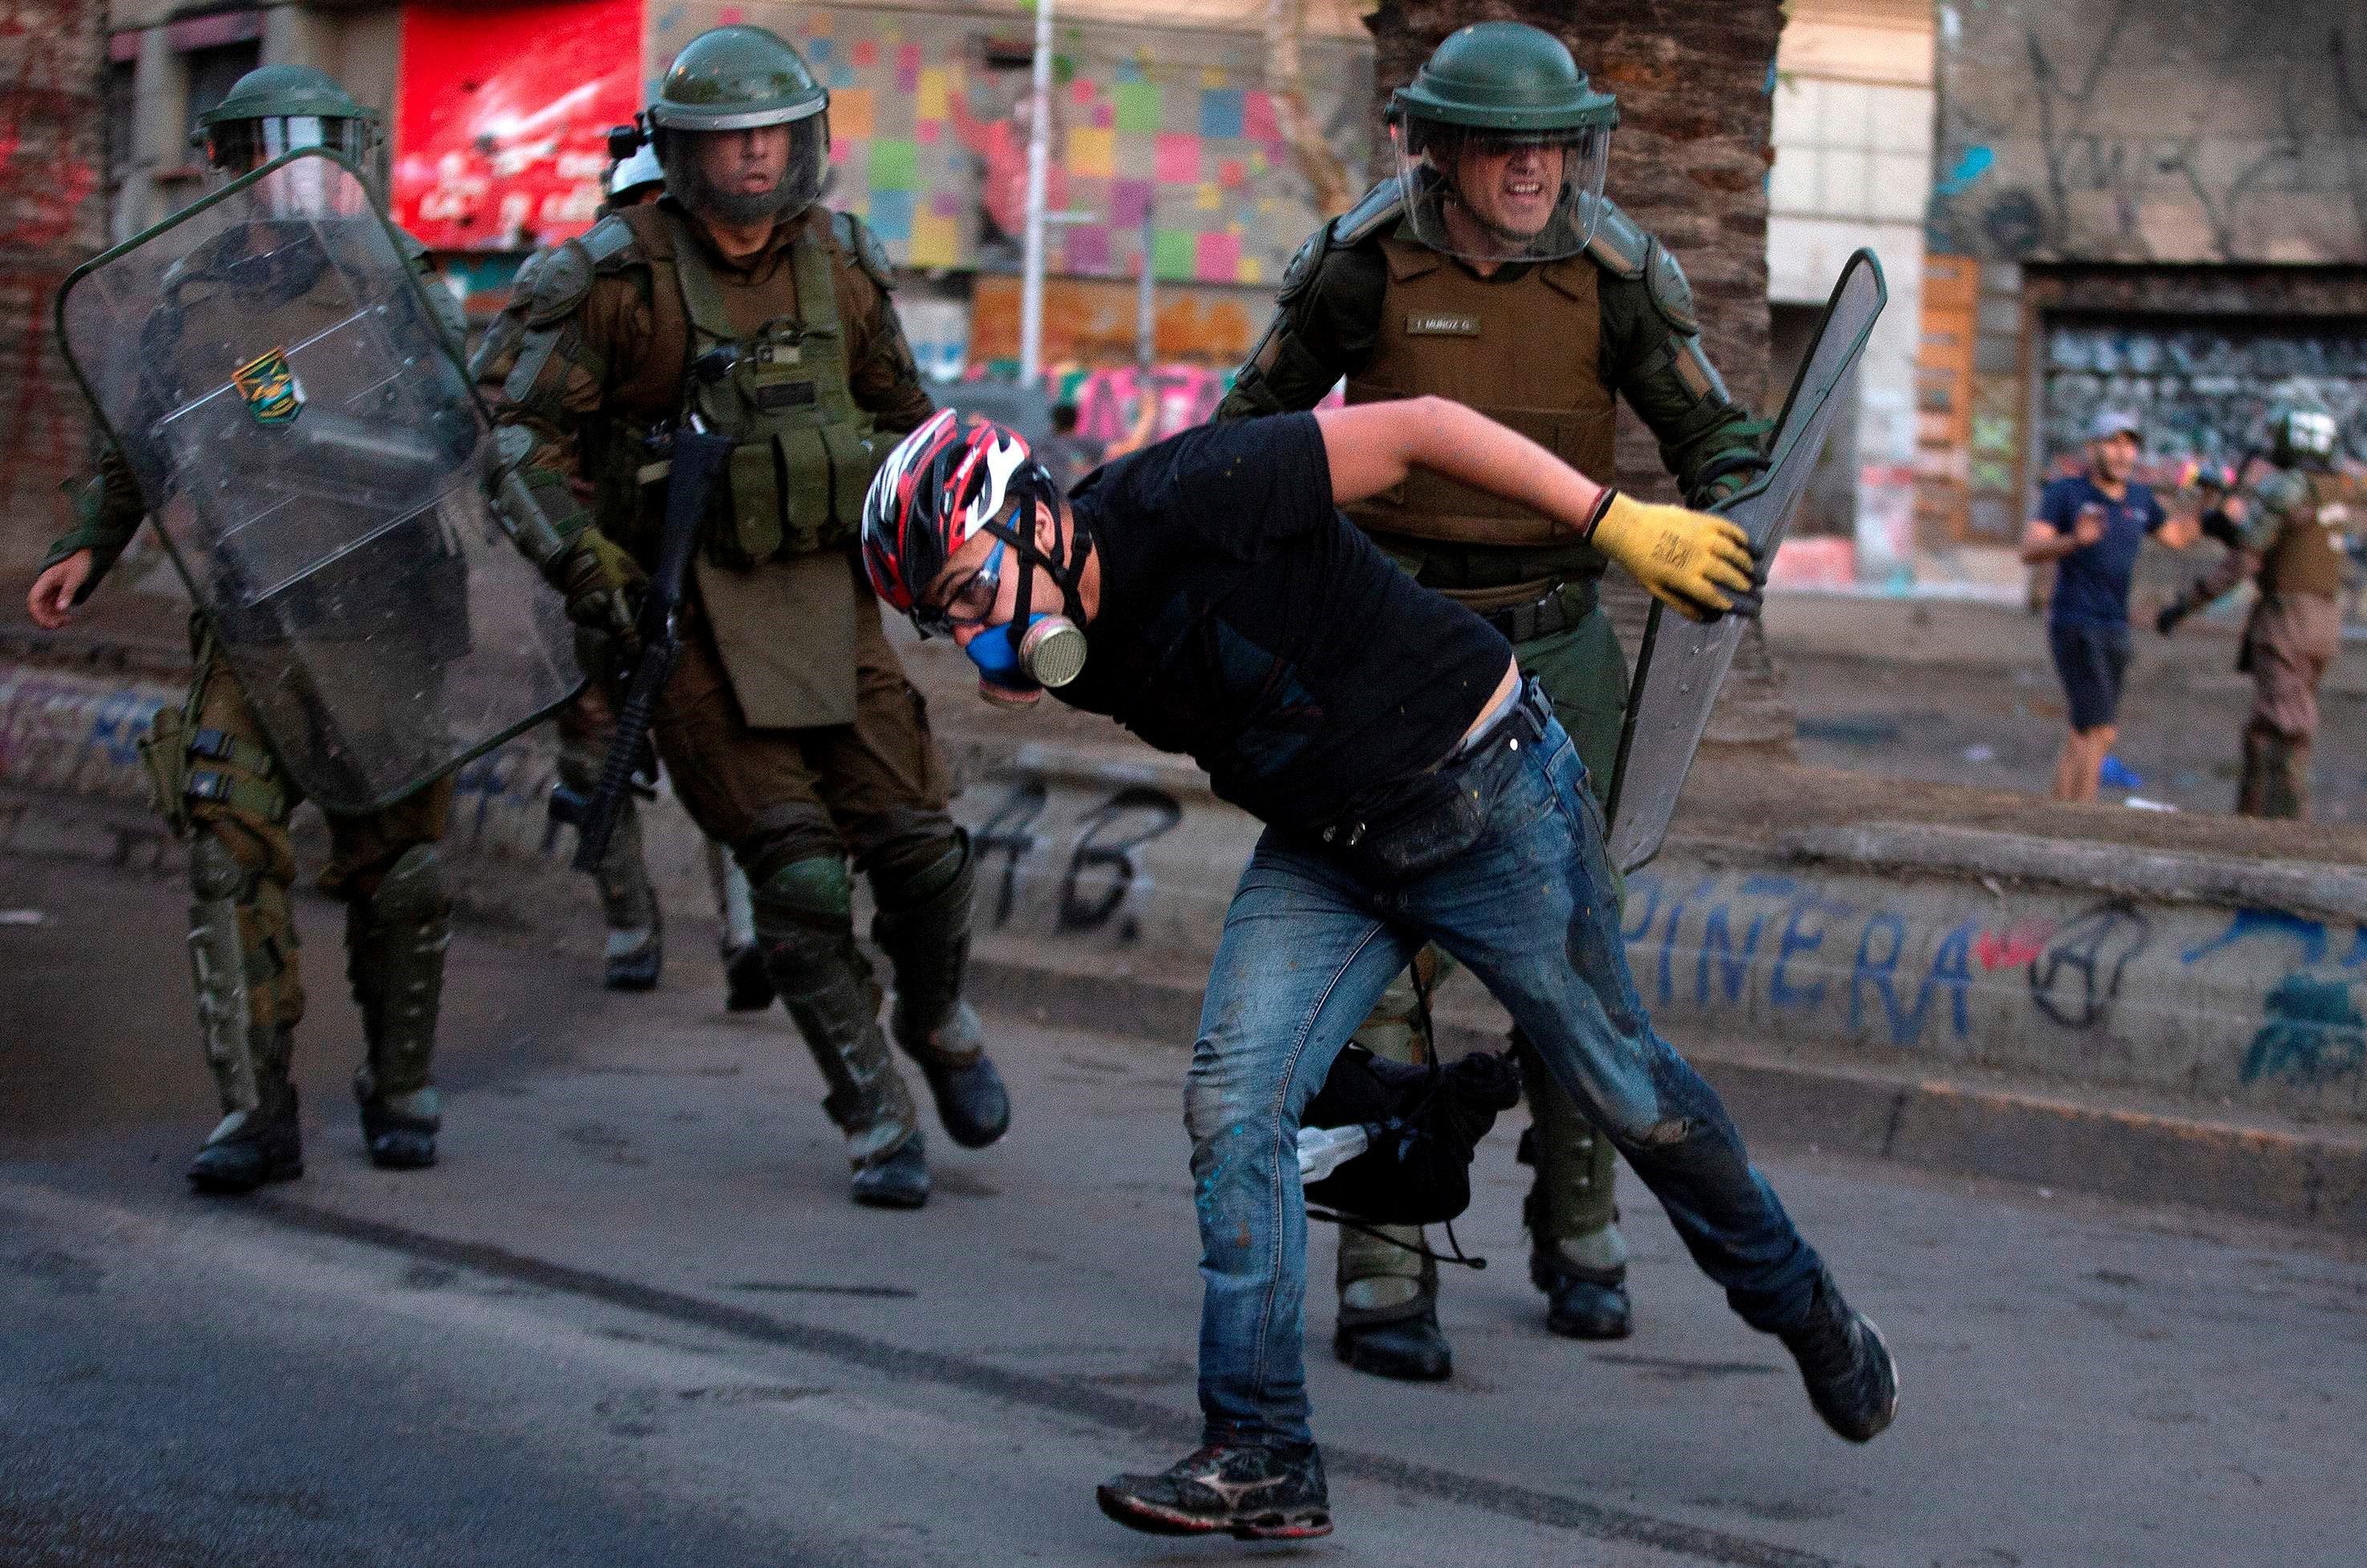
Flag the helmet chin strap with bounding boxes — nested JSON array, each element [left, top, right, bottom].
[[980, 499, 1090, 636]]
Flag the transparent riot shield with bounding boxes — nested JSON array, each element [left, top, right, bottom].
[[1603, 249, 1887, 874], [56, 150, 580, 813]]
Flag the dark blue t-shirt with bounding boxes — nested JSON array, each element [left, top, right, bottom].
[[2036, 475, 2167, 628], [1059, 414, 1511, 831]]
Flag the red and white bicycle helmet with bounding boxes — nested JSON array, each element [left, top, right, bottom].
[[862, 408, 1064, 628]]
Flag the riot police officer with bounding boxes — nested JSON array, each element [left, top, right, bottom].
[[26, 67, 476, 1191], [2159, 403, 2365, 818], [1218, 22, 1769, 1378], [474, 25, 1005, 1208]]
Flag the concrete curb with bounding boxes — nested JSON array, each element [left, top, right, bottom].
[[11, 656, 2367, 1233], [967, 948, 2367, 1236]]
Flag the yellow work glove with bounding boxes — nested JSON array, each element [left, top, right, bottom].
[[552, 527, 648, 661], [1585, 490, 1760, 623]]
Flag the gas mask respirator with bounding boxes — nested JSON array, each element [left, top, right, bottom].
[[964, 511, 1090, 708]]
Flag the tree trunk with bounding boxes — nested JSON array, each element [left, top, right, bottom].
[[1266, 0, 1355, 220], [1364, 0, 1796, 759], [0, 0, 107, 583]]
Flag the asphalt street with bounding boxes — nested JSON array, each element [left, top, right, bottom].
[[3, 851, 2364, 1567]]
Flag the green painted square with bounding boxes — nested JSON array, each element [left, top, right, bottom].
[[1115, 82, 1162, 134], [1152, 228, 1195, 281], [870, 138, 919, 192]]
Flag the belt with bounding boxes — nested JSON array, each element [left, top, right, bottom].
[[1454, 583, 1580, 644], [1451, 674, 1553, 762]]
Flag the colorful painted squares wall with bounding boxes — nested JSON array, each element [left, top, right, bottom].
[[649, 2, 1374, 289]]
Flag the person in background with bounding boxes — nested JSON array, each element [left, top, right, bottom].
[[1035, 402, 1099, 491], [2019, 410, 2197, 802], [2158, 402, 2365, 818]]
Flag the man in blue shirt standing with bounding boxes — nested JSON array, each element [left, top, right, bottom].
[[2019, 410, 2197, 801]]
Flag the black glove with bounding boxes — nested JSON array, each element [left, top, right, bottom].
[[2199, 507, 2243, 549], [2155, 597, 2192, 636]]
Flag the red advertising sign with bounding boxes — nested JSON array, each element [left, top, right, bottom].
[[392, 0, 645, 251]]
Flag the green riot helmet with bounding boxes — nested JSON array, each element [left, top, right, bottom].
[[1386, 22, 1618, 264], [649, 25, 830, 225], [193, 66, 382, 198], [2268, 402, 2341, 471]]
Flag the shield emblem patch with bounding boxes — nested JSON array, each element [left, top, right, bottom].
[[232, 346, 303, 426]]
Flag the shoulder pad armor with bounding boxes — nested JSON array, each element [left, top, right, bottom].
[[579, 212, 639, 268], [393, 227, 432, 266], [524, 238, 597, 328], [2252, 468, 2312, 517], [1333, 179, 1406, 249], [1645, 240, 1700, 336], [833, 210, 896, 291], [1277, 224, 1327, 305], [1585, 197, 1649, 280]]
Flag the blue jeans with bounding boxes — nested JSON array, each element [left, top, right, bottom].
[[1186, 691, 1824, 1449]]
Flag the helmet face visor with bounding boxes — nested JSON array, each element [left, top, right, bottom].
[[1393, 117, 1608, 264], [203, 115, 376, 191], [659, 115, 827, 224]]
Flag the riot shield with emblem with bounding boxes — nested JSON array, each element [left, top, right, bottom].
[[56, 149, 579, 813], [1603, 249, 1886, 874]]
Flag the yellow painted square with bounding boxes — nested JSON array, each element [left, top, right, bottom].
[[1238, 257, 1262, 285], [1196, 181, 1220, 210], [1200, 67, 1228, 89], [912, 210, 961, 269], [1066, 127, 1115, 177], [917, 68, 949, 121]]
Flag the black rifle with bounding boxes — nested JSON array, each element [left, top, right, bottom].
[[550, 349, 738, 871]]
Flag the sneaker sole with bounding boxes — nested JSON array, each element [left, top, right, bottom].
[[1094, 1489, 1332, 1541], [186, 1157, 304, 1195]]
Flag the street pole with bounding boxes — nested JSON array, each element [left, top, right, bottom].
[[1136, 208, 1155, 372], [1019, 0, 1054, 388]]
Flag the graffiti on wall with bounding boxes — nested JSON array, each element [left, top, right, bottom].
[[2041, 320, 2367, 475], [0, 0, 102, 543], [967, 776, 1184, 945], [1930, 0, 2367, 264]]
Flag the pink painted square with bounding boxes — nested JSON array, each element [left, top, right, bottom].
[[1155, 133, 1200, 185], [1217, 159, 1244, 188], [852, 38, 878, 67], [1195, 231, 1240, 282], [1242, 91, 1278, 143]]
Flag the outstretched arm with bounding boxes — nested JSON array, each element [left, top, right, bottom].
[[1313, 398, 1757, 622]]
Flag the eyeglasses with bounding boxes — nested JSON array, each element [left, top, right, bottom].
[[916, 539, 1005, 637]]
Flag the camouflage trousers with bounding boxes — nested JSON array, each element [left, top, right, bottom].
[[2237, 592, 2340, 820]]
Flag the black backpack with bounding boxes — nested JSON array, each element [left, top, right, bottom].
[[1300, 1045, 1523, 1227]]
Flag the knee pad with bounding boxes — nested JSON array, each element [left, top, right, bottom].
[[188, 832, 249, 903], [735, 802, 842, 890], [852, 811, 967, 907], [369, 844, 451, 926], [867, 824, 971, 915], [750, 854, 853, 940]]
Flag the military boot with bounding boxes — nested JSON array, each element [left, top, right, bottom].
[[760, 927, 929, 1208], [1516, 1041, 1633, 1340], [2237, 725, 2309, 818], [722, 942, 776, 1011], [594, 802, 662, 992], [871, 838, 1010, 1150], [1333, 1248, 1452, 1381], [188, 1025, 304, 1194], [561, 732, 664, 989], [346, 846, 447, 1170]]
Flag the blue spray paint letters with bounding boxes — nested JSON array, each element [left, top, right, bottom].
[[2181, 907, 2341, 968], [1771, 893, 1855, 1012], [1656, 878, 1717, 1007], [1849, 915, 1977, 1047], [2240, 974, 2365, 1089]]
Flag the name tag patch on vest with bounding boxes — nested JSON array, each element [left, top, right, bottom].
[[1406, 313, 1481, 337], [755, 381, 819, 411]]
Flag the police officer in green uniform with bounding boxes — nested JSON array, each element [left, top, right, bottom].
[[474, 24, 1006, 1208], [26, 67, 471, 1192], [2159, 404, 2365, 818], [1218, 22, 1768, 1379]]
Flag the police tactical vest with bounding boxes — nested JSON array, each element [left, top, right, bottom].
[[1345, 230, 1617, 550], [629, 207, 882, 567], [2263, 471, 2354, 597]]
